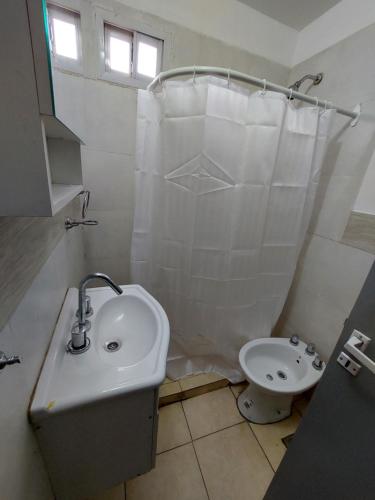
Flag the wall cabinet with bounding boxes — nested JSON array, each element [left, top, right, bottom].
[[0, 0, 83, 216]]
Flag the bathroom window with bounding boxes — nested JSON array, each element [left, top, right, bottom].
[[103, 22, 163, 87], [47, 4, 82, 72]]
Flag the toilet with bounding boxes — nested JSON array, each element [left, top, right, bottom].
[[238, 336, 325, 424]]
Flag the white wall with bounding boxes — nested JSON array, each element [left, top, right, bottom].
[[293, 0, 375, 65], [0, 228, 84, 500], [117, 0, 297, 67], [276, 22, 375, 359], [354, 149, 375, 215], [53, 0, 289, 285]]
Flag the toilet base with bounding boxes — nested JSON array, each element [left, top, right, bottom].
[[237, 384, 292, 424]]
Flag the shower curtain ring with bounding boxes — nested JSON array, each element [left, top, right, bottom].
[[315, 96, 319, 109], [288, 88, 293, 100], [193, 66, 196, 84], [227, 69, 231, 88]]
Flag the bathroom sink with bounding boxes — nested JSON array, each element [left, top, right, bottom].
[[30, 284, 170, 419], [96, 294, 160, 367]]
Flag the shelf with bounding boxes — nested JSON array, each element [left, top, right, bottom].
[[42, 115, 83, 143], [51, 184, 83, 215]]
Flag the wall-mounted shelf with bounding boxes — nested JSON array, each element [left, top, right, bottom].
[[0, 0, 83, 216]]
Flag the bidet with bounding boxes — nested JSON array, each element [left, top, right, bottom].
[[238, 337, 325, 423]]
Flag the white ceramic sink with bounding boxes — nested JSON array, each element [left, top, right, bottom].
[[31, 284, 170, 420]]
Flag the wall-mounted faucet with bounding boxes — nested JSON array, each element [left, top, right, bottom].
[[67, 273, 123, 354], [65, 190, 99, 230]]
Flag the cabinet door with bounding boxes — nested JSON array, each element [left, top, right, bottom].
[[26, 0, 55, 115]]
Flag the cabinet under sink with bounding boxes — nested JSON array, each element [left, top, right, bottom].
[[30, 284, 169, 499]]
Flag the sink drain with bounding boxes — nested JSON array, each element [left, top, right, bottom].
[[104, 340, 122, 352], [277, 370, 287, 380]]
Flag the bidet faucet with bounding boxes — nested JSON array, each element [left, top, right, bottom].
[[67, 273, 123, 354]]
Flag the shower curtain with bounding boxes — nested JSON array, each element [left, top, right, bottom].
[[131, 76, 334, 382]]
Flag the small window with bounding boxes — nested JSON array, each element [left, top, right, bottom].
[[47, 4, 82, 72], [105, 24, 132, 74], [103, 23, 163, 86], [134, 32, 162, 80]]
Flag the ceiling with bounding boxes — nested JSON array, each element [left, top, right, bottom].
[[237, 0, 341, 30]]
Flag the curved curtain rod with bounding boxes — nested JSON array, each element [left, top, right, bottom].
[[147, 66, 360, 126]]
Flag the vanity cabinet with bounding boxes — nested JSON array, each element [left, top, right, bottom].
[[0, 0, 83, 216], [32, 388, 159, 499]]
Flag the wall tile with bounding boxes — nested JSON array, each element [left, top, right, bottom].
[[81, 147, 135, 212], [300, 236, 374, 314], [84, 255, 131, 285], [83, 209, 133, 260], [311, 174, 362, 241], [83, 78, 137, 155]]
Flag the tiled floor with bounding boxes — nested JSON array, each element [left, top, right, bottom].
[[125, 385, 306, 500], [87, 381, 309, 500]]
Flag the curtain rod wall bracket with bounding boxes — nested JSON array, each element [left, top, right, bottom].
[[350, 104, 361, 127]]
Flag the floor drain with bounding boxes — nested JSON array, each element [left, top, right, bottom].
[[266, 373, 274, 381], [104, 340, 121, 352], [277, 370, 287, 380]]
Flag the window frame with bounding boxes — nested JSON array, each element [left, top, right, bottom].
[[47, 3, 83, 73], [101, 21, 163, 88]]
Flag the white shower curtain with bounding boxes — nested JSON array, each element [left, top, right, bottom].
[[131, 76, 334, 382]]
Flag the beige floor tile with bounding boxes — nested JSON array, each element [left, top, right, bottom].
[[157, 402, 191, 454], [127, 443, 208, 500], [250, 409, 301, 471], [294, 397, 310, 416], [179, 372, 226, 391], [230, 382, 248, 398], [194, 423, 274, 500], [182, 387, 243, 439], [84, 483, 125, 500]]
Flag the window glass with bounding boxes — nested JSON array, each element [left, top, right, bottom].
[[52, 17, 78, 59], [109, 34, 130, 73], [137, 41, 158, 78]]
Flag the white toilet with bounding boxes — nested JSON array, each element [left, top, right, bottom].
[[238, 336, 325, 424]]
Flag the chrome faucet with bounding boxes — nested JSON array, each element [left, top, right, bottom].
[[67, 273, 123, 354]]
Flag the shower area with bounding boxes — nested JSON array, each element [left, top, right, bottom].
[[130, 66, 359, 382]]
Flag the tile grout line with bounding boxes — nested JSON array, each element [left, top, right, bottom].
[[181, 402, 211, 500], [192, 419, 245, 443], [156, 440, 193, 456], [228, 384, 277, 474], [247, 422, 277, 474]]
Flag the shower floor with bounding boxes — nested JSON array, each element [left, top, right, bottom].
[[90, 385, 309, 500]]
